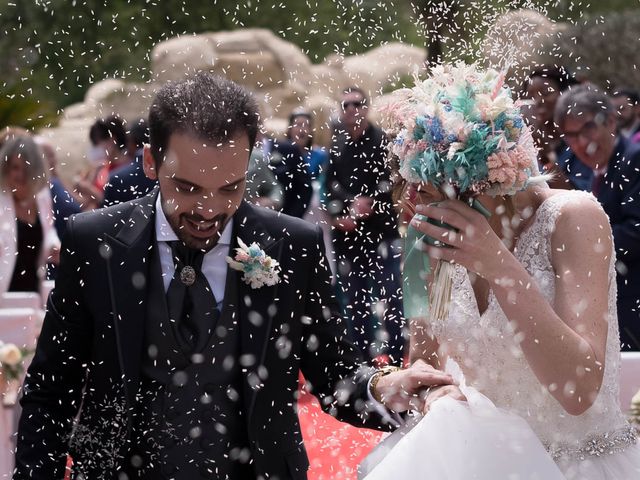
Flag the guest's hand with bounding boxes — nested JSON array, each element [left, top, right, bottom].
[[422, 384, 467, 414], [373, 359, 453, 412], [47, 245, 60, 265], [351, 196, 373, 219], [73, 178, 103, 209], [333, 216, 357, 232]]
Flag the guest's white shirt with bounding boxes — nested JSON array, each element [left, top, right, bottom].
[[154, 194, 232, 309]]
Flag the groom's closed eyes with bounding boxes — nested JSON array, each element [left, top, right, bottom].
[[171, 176, 247, 195]]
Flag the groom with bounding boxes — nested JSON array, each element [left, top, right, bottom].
[[14, 73, 450, 479]]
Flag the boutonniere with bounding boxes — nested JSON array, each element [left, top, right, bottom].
[[226, 238, 281, 289]]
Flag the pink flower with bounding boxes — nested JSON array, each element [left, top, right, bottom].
[[235, 251, 250, 262], [487, 146, 530, 193]]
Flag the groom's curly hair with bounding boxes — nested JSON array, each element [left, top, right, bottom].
[[148, 71, 260, 168]]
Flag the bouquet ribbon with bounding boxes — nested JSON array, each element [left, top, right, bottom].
[[403, 199, 491, 319]]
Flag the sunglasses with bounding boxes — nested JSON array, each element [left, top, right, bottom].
[[341, 100, 365, 110]]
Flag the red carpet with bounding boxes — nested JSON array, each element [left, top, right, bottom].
[[298, 380, 384, 480], [65, 381, 384, 480]]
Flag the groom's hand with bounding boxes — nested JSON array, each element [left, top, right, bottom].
[[372, 360, 453, 412]]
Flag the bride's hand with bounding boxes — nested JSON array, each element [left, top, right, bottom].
[[423, 384, 467, 414], [412, 200, 509, 281], [373, 359, 453, 412]]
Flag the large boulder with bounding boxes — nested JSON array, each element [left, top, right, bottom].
[[150, 34, 219, 83], [341, 43, 426, 98], [151, 29, 313, 91], [45, 31, 428, 180], [84, 80, 155, 120], [555, 9, 640, 90]]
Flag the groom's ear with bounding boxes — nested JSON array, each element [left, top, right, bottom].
[[143, 145, 158, 181]]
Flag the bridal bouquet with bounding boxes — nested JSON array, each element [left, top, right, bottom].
[[384, 62, 539, 196], [382, 62, 542, 320]]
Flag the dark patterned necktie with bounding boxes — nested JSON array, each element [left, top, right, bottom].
[[166, 241, 219, 353]]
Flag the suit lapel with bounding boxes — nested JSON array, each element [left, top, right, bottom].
[[232, 202, 284, 424], [104, 190, 157, 408]]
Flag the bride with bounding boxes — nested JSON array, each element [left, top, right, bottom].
[[363, 64, 640, 479]]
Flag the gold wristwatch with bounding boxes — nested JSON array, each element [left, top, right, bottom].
[[369, 365, 401, 403]]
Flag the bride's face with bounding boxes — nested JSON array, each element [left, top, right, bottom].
[[411, 182, 445, 206], [397, 182, 446, 219]]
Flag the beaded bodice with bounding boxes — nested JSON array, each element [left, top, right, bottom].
[[427, 190, 636, 458]]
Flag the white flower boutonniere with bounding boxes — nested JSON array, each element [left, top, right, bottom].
[[226, 238, 281, 289]]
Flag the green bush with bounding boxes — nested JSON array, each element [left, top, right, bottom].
[[555, 9, 640, 90], [0, 81, 58, 131]]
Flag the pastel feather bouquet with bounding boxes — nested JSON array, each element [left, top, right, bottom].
[[384, 62, 541, 197], [382, 62, 544, 321]]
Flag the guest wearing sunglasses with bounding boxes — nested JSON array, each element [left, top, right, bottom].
[[556, 85, 640, 351], [324, 87, 405, 366]]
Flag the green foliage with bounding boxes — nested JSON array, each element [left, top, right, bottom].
[[555, 8, 640, 90], [410, 0, 640, 65], [0, 80, 58, 130], [0, 0, 424, 110], [1, 0, 637, 114]]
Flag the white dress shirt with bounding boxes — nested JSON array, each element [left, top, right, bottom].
[[154, 194, 233, 310]]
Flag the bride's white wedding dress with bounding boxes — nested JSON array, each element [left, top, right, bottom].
[[362, 191, 640, 479]]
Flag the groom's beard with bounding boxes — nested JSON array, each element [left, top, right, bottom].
[[170, 212, 229, 252]]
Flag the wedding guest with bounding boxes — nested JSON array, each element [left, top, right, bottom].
[[265, 110, 316, 218], [0, 135, 59, 294], [611, 87, 640, 141], [286, 109, 329, 179], [270, 137, 312, 218], [103, 118, 157, 207], [73, 115, 129, 207], [88, 115, 128, 190], [125, 117, 148, 163], [285, 109, 335, 274], [555, 85, 640, 351], [523, 65, 579, 188], [245, 130, 284, 210], [0, 126, 29, 148], [34, 136, 83, 240], [324, 86, 405, 366]]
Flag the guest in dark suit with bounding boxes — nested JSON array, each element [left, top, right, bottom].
[[14, 73, 451, 480], [554, 145, 593, 191], [523, 65, 579, 189], [556, 85, 640, 351], [103, 118, 157, 207], [611, 88, 640, 140], [271, 139, 313, 218], [324, 87, 405, 366]]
